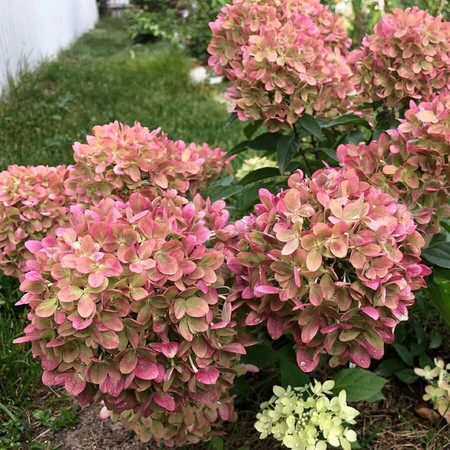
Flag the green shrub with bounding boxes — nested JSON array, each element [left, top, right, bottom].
[[129, 0, 227, 61]]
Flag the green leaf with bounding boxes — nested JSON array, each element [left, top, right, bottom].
[[280, 359, 310, 389], [277, 134, 299, 174], [317, 147, 338, 162], [419, 353, 433, 368], [205, 184, 244, 202], [243, 120, 263, 139], [210, 435, 224, 450], [239, 167, 280, 185], [422, 242, 450, 268], [332, 368, 387, 402], [428, 330, 443, 349], [242, 341, 280, 369], [392, 343, 414, 366], [374, 358, 405, 377], [297, 114, 324, 140], [321, 114, 371, 130], [412, 318, 425, 345], [410, 340, 427, 357], [225, 112, 237, 128], [428, 272, 450, 327], [226, 132, 283, 157], [395, 368, 419, 384]]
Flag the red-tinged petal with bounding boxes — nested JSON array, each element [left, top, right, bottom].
[[296, 347, 320, 372], [320, 274, 335, 300], [154, 392, 176, 411], [276, 228, 296, 242], [57, 286, 83, 302], [254, 284, 279, 296], [350, 345, 371, 368], [42, 371, 56, 386], [13, 335, 40, 344], [196, 366, 219, 385], [309, 284, 323, 306], [267, 314, 285, 340], [119, 352, 138, 374], [101, 330, 119, 349], [156, 253, 178, 275], [135, 359, 159, 380], [35, 298, 58, 318], [154, 172, 168, 189], [282, 239, 299, 256], [301, 318, 320, 343], [313, 223, 332, 241], [284, 189, 300, 212], [185, 297, 209, 317], [131, 287, 148, 301], [88, 272, 104, 289], [65, 373, 86, 396], [24, 240, 42, 253], [329, 239, 348, 258], [361, 306, 379, 320], [306, 248, 322, 272], [78, 295, 95, 318], [161, 342, 179, 359], [222, 342, 246, 354], [101, 312, 123, 331]]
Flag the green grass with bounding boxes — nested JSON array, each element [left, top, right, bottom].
[[0, 16, 244, 169]]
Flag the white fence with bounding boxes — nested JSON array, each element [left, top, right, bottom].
[[0, 0, 99, 93]]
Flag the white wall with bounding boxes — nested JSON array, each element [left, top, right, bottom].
[[0, 0, 98, 93]]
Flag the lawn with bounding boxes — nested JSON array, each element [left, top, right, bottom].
[[0, 16, 243, 169], [0, 15, 244, 449]]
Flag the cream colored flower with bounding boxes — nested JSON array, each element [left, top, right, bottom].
[[254, 381, 359, 449]]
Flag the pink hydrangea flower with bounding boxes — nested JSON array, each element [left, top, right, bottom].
[[337, 92, 450, 235], [65, 121, 231, 205], [14, 192, 250, 447], [0, 165, 70, 277], [227, 168, 430, 372], [208, 0, 356, 131], [354, 7, 450, 107]]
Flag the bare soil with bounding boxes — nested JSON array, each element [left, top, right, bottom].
[[34, 377, 449, 450]]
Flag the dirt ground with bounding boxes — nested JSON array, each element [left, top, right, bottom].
[[34, 377, 449, 450]]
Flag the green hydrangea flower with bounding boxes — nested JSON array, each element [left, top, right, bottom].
[[415, 358, 450, 423], [254, 380, 359, 449]]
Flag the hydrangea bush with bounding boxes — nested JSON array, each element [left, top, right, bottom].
[[255, 381, 359, 449], [0, 165, 70, 277], [14, 192, 250, 446], [352, 7, 450, 107], [337, 93, 450, 236], [208, 0, 356, 131], [65, 121, 231, 206], [8, 3, 450, 448], [228, 167, 430, 372]]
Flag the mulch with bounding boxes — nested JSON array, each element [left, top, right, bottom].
[[34, 376, 449, 450]]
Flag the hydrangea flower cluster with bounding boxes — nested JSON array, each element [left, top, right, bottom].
[[353, 7, 450, 107], [235, 156, 277, 180], [208, 0, 355, 131], [415, 358, 450, 423], [0, 165, 70, 277], [255, 381, 359, 450], [65, 121, 231, 205], [227, 167, 430, 372], [14, 192, 249, 447], [337, 93, 450, 236]]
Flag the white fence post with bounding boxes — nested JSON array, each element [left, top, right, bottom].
[[0, 0, 99, 93]]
